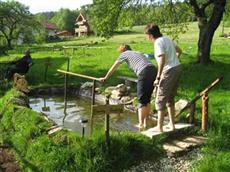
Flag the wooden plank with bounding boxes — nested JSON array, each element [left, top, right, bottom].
[[163, 136, 207, 155], [92, 104, 124, 114], [141, 123, 193, 139]]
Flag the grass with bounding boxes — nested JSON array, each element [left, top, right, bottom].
[[0, 89, 163, 171], [0, 22, 230, 171]]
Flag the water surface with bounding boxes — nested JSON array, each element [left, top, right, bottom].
[[30, 95, 153, 135]]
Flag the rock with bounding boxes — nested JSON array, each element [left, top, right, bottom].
[[175, 99, 189, 111], [79, 89, 92, 97], [116, 84, 127, 93], [130, 92, 137, 97], [10, 97, 29, 107], [121, 96, 131, 103], [111, 90, 122, 100], [13, 73, 29, 93], [105, 86, 117, 93], [80, 82, 93, 90], [95, 87, 100, 92]]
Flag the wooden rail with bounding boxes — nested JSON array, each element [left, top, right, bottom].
[[176, 76, 223, 117], [58, 68, 101, 136], [57, 69, 101, 81]]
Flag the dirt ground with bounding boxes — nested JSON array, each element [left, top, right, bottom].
[[0, 146, 20, 172]]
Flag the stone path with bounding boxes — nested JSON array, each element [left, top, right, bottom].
[[125, 148, 203, 172], [125, 135, 207, 172]]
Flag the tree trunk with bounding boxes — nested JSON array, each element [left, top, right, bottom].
[[196, 0, 226, 64], [197, 24, 215, 64], [7, 38, 12, 49]]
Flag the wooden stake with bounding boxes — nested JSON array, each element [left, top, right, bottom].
[[202, 94, 209, 131], [189, 103, 196, 124], [90, 80, 96, 136], [63, 57, 70, 122], [105, 96, 110, 149]]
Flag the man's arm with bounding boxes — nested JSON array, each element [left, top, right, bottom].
[[99, 61, 121, 82], [175, 46, 182, 59], [155, 54, 165, 85]]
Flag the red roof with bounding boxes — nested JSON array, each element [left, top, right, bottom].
[[44, 22, 58, 30]]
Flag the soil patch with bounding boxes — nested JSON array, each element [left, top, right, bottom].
[[0, 146, 21, 172]]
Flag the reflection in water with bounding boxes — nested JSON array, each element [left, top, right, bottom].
[[29, 95, 156, 135]]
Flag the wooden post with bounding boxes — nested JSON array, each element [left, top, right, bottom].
[[44, 65, 48, 82], [189, 103, 196, 124], [63, 57, 70, 121], [202, 93, 209, 131], [90, 80, 96, 135], [105, 95, 110, 149], [44, 58, 52, 82]]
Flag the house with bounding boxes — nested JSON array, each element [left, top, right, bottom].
[[56, 30, 73, 39], [75, 13, 90, 37], [44, 22, 58, 37]]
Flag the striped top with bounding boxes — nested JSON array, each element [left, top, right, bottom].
[[116, 50, 154, 76]]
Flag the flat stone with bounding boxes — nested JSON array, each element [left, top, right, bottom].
[[141, 123, 193, 139], [163, 136, 207, 155]]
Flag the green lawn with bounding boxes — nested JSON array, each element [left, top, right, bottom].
[[0, 22, 230, 171]]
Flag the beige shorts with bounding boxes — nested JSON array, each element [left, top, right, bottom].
[[155, 65, 182, 111]]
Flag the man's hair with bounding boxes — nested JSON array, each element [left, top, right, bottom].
[[24, 49, 30, 56], [145, 23, 162, 38], [120, 44, 132, 51]]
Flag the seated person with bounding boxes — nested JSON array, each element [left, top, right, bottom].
[[6, 50, 33, 80]]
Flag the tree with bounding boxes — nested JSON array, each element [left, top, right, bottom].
[[51, 8, 79, 33], [90, 0, 191, 38], [90, 0, 128, 37], [0, 0, 36, 49], [221, 0, 230, 35], [90, 0, 227, 64], [188, 0, 227, 64]]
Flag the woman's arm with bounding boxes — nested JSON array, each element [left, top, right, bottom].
[[99, 61, 121, 82]]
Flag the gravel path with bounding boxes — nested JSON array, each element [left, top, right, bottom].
[[125, 148, 203, 172]]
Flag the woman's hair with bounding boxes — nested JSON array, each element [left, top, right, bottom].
[[145, 23, 162, 38], [119, 44, 132, 52]]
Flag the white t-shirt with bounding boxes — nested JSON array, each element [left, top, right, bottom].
[[154, 36, 180, 72]]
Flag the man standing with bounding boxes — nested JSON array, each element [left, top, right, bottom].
[[145, 24, 182, 132], [6, 50, 33, 80], [99, 44, 156, 131]]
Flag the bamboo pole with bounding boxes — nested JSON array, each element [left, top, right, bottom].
[[57, 69, 101, 81]]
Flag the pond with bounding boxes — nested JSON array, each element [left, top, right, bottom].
[[29, 95, 156, 136]]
